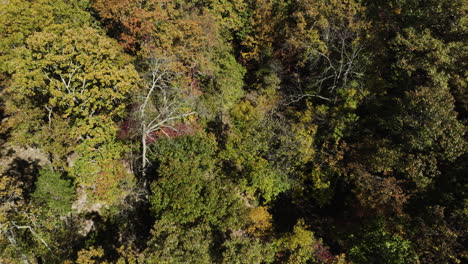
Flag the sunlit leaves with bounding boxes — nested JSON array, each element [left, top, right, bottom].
[[4, 26, 140, 206], [31, 169, 74, 214], [149, 134, 245, 228]]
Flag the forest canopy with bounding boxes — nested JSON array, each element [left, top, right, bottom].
[[0, 0, 466, 263]]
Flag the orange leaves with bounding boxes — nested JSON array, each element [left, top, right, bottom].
[[93, 0, 218, 91], [93, 0, 172, 51], [93, 160, 131, 203], [350, 163, 410, 216], [239, 0, 276, 62]]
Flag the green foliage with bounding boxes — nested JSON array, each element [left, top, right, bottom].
[[7, 27, 137, 124], [408, 205, 466, 264], [200, 47, 246, 114], [143, 220, 213, 264], [5, 25, 137, 147], [75, 246, 105, 264], [149, 134, 245, 228], [349, 220, 418, 264], [392, 28, 466, 162], [221, 235, 275, 264], [0, 0, 466, 263], [4, 26, 139, 206], [359, 19, 467, 191], [202, 0, 250, 40], [277, 219, 319, 264], [222, 98, 291, 202], [0, 0, 93, 73], [31, 169, 74, 214]]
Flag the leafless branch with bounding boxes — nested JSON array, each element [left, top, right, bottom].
[[138, 57, 196, 180]]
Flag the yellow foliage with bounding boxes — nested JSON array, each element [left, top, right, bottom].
[[76, 247, 105, 264], [247, 206, 272, 236], [240, 0, 276, 61]]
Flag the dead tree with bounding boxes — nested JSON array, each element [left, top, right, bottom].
[[288, 12, 367, 105], [1, 220, 52, 264], [138, 57, 195, 180]]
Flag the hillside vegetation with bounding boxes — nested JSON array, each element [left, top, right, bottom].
[[0, 0, 466, 263]]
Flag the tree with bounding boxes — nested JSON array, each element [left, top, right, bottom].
[[0, 165, 29, 263], [279, 0, 370, 103], [247, 206, 272, 237], [276, 219, 338, 264], [238, 0, 276, 62], [408, 206, 466, 264], [31, 169, 74, 214], [75, 246, 105, 264], [199, 46, 246, 115], [348, 220, 418, 264], [355, 26, 466, 192], [142, 220, 213, 264], [270, 0, 372, 206], [0, 0, 92, 74], [1, 167, 79, 263], [221, 235, 275, 264], [92, 0, 216, 74], [4, 26, 140, 206], [222, 98, 291, 203], [137, 57, 196, 178], [149, 134, 245, 228]]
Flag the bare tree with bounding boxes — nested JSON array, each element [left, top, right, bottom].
[[1, 220, 52, 264], [288, 13, 367, 105], [138, 57, 195, 179]]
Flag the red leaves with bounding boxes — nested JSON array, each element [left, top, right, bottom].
[[313, 242, 335, 263], [117, 119, 138, 140], [145, 122, 199, 144]]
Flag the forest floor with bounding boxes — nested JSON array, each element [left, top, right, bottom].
[[0, 143, 50, 170]]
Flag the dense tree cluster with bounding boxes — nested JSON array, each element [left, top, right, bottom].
[[0, 0, 466, 263]]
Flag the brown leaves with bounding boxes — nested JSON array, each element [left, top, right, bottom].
[[350, 163, 409, 216]]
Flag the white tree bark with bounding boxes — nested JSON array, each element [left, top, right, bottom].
[[138, 58, 196, 181], [288, 23, 365, 104]]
